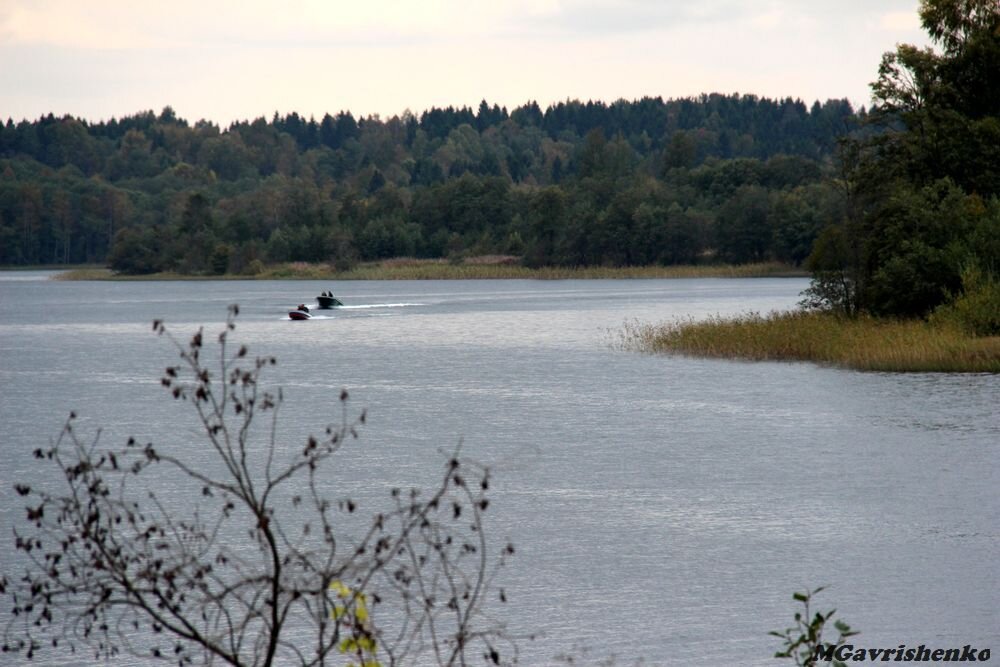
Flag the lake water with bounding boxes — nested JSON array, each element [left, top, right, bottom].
[[0, 273, 997, 665]]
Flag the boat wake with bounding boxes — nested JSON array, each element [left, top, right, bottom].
[[285, 303, 423, 320], [337, 302, 424, 310]]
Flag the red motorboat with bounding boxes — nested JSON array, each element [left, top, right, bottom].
[[288, 304, 311, 320]]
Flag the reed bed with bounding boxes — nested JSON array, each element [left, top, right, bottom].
[[314, 259, 798, 280], [620, 310, 1000, 373], [53, 268, 250, 281], [51, 267, 115, 280], [54, 260, 801, 281]]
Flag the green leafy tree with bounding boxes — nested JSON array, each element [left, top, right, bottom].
[[715, 186, 771, 263], [107, 226, 162, 274], [662, 130, 697, 171], [174, 192, 217, 273], [769, 186, 835, 265], [805, 0, 1000, 318], [523, 187, 567, 267], [659, 204, 708, 265]]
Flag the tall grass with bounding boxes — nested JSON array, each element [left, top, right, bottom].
[[51, 268, 115, 280], [331, 260, 798, 280], [620, 310, 1000, 373], [54, 260, 801, 281], [53, 269, 254, 281]]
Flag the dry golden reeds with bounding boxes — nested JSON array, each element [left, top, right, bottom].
[[620, 311, 1000, 373], [55, 260, 802, 281]]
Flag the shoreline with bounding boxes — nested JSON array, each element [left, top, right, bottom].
[[44, 260, 805, 281]]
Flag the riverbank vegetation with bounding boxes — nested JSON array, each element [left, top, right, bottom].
[[53, 258, 800, 281], [620, 311, 1000, 373], [624, 1, 1000, 372], [798, 0, 999, 323]]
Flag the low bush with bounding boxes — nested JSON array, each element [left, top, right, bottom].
[[931, 265, 1000, 336]]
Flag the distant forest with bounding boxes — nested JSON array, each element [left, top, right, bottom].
[[0, 95, 862, 273]]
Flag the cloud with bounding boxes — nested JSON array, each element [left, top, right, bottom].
[[2, 0, 916, 52], [879, 11, 921, 31], [750, 8, 783, 30], [508, 0, 750, 37], [0, 3, 160, 49], [0, 0, 541, 51]]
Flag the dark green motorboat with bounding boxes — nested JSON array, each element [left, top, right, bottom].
[[317, 291, 343, 309]]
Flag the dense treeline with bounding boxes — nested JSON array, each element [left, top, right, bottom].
[[803, 0, 1000, 331], [0, 94, 858, 273]]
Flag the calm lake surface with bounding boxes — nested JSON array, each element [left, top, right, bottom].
[[1, 273, 997, 665]]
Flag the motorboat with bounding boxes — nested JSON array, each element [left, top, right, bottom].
[[289, 304, 311, 320], [317, 291, 343, 309]]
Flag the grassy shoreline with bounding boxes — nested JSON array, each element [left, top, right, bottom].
[[49, 259, 804, 281], [620, 310, 1000, 373]]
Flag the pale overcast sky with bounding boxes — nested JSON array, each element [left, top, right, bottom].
[[1, 0, 933, 125]]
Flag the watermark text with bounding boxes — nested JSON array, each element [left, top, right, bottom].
[[816, 644, 991, 662]]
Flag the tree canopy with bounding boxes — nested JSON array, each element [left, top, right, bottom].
[[0, 95, 857, 273], [803, 0, 1000, 326]]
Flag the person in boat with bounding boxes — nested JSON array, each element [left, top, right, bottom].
[[297, 304, 309, 312]]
